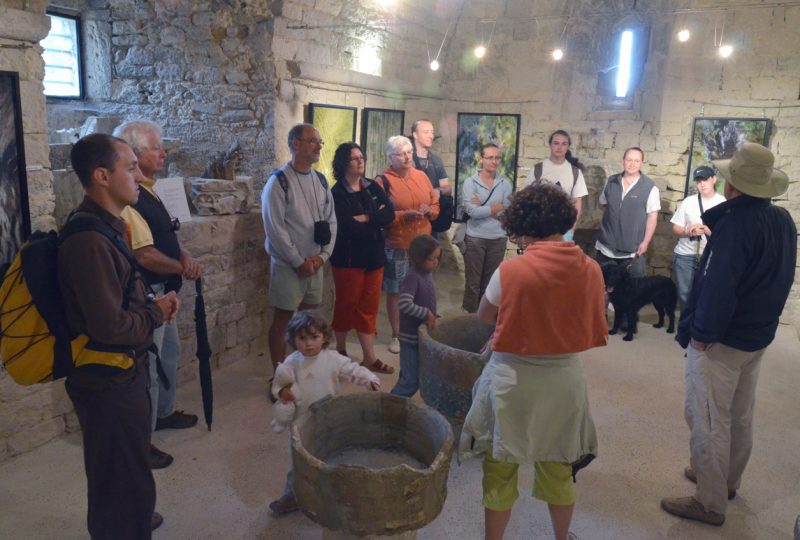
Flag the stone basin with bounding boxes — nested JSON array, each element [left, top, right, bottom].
[[291, 393, 454, 537], [418, 315, 495, 423]]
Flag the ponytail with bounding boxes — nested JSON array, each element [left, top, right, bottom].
[[564, 150, 585, 171]]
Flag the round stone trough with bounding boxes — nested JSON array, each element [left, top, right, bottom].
[[291, 393, 454, 537], [418, 314, 495, 423]]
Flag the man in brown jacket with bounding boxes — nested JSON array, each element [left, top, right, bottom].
[[59, 133, 179, 538]]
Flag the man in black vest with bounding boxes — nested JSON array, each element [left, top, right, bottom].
[[115, 120, 203, 469], [595, 147, 661, 277]]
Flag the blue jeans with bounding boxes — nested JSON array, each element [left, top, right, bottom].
[[672, 253, 698, 307], [148, 282, 180, 431], [390, 341, 419, 397]]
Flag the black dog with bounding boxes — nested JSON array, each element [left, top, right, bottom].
[[600, 263, 677, 342]]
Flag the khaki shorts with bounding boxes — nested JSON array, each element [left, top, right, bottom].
[[268, 260, 323, 311]]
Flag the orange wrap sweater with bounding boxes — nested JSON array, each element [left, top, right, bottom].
[[379, 167, 440, 250]]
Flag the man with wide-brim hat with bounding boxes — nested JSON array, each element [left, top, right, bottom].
[[662, 142, 796, 526]]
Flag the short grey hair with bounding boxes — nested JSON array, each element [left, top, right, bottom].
[[385, 135, 412, 158], [288, 123, 316, 151], [113, 120, 161, 155]]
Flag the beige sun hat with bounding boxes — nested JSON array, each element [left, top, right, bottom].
[[712, 142, 788, 198]]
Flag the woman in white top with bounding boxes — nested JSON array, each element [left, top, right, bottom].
[[525, 130, 588, 240], [670, 165, 726, 307]]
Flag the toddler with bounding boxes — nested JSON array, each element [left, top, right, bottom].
[[390, 234, 440, 397], [268, 309, 380, 516]]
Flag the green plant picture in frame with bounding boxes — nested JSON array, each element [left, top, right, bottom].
[[308, 103, 358, 184], [684, 117, 770, 196], [361, 108, 404, 179], [455, 113, 520, 218]]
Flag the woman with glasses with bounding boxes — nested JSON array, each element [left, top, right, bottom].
[[329, 142, 396, 374], [460, 143, 513, 313], [525, 130, 588, 241]]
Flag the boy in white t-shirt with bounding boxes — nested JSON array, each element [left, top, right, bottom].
[[670, 165, 726, 307], [525, 130, 588, 240]]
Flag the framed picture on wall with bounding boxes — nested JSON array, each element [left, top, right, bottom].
[[455, 112, 521, 217], [1, 71, 31, 268], [361, 108, 404, 179], [308, 103, 357, 184], [685, 117, 771, 196]]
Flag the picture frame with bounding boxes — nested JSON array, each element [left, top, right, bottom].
[[1, 71, 31, 268], [360, 108, 404, 179], [307, 103, 358, 184], [455, 113, 521, 217], [684, 117, 771, 196]]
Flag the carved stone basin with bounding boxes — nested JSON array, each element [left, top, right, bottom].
[[291, 393, 454, 536], [418, 315, 495, 423]]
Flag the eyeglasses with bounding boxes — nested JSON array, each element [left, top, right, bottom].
[[482, 156, 502, 160], [391, 151, 413, 158], [349, 156, 367, 162], [298, 138, 324, 146]]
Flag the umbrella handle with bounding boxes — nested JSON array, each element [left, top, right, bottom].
[[195, 277, 203, 295]]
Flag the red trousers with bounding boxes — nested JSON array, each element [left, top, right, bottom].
[[331, 266, 384, 335]]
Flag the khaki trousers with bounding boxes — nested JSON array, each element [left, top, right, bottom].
[[684, 342, 765, 514]]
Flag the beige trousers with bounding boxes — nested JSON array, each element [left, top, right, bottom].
[[684, 342, 765, 514]]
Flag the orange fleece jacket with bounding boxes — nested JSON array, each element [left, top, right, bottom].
[[378, 167, 440, 250]]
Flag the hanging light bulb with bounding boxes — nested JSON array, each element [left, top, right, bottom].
[[719, 44, 733, 58], [430, 59, 440, 71], [474, 45, 487, 58], [551, 48, 564, 60], [677, 29, 690, 42]]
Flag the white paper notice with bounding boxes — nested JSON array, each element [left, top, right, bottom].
[[152, 177, 192, 223]]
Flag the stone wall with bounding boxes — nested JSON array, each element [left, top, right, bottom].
[[46, 0, 278, 180], [0, 212, 271, 461]]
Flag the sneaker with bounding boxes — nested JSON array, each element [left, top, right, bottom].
[[684, 466, 736, 500], [151, 512, 164, 531], [155, 410, 198, 431], [269, 494, 299, 516], [660, 496, 725, 526], [150, 444, 174, 469], [388, 337, 400, 354]]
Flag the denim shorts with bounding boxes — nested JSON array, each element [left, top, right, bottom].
[[382, 247, 409, 293]]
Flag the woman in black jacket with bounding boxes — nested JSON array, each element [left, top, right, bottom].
[[330, 142, 395, 373]]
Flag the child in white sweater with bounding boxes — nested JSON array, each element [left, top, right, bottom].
[[268, 310, 380, 516]]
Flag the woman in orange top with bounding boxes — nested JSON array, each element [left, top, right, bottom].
[[460, 184, 607, 540], [376, 135, 439, 354]]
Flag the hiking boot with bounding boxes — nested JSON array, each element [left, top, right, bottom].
[[150, 444, 173, 469], [155, 410, 198, 431], [388, 337, 400, 354], [151, 512, 164, 531], [269, 494, 299, 516], [660, 496, 725, 526], [684, 466, 736, 500]]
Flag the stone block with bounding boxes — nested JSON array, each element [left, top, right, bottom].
[[221, 109, 255, 123], [7, 416, 65, 456], [49, 142, 73, 170], [225, 71, 251, 85], [116, 64, 155, 78], [224, 322, 238, 349], [189, 177, 253, 216], [160, 26, 185, 46], [217, 302, 247, 325], [79, 116, 123, 138], [222, 93, 248, 109], [750, 77, 798, 100], [609, 120, 645, 134]]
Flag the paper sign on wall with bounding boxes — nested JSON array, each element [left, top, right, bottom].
[[152, 177, 192, 223]]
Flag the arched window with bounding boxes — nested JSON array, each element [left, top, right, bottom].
[[598, 25, 649, 104]]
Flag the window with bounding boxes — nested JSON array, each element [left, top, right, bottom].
[[40, 13, 82, 98], [597, 26, 649, 103]]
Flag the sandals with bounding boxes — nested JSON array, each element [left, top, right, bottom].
[[360, 359, 394, 374]]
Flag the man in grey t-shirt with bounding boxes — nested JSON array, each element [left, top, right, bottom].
[[261, 123, 337, 389]]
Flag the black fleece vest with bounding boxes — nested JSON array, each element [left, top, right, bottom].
[[132, 187, 182, 289], [597, 173, 655, 255]]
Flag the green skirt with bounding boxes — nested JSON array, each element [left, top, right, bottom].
[[459, 351, 598, 465]]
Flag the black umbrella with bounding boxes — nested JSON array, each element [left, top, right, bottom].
[[194, 277, 214, 431]]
